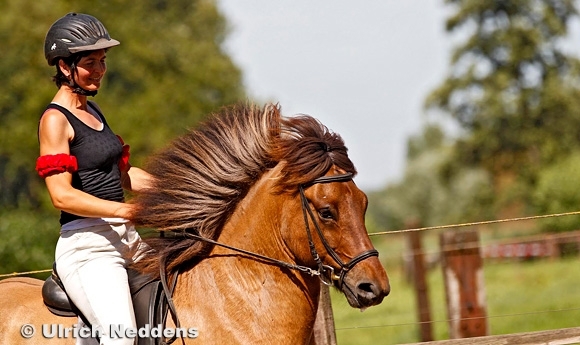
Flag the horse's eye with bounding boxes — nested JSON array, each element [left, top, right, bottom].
[[318, 208, 334, 220]]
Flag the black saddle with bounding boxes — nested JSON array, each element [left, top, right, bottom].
[[42, 263, 175, 345]]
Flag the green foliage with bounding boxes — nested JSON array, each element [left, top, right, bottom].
[[366, 0, 580, 234], [0, 208, 59, 277], [406, 124, 446, 160], [367, 125, 494, 232], [533, 152, 580, 232], [0, 0, 245, 210], [426, 0, 580, 181]]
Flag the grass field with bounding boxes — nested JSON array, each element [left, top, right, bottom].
[[330, 233, 580, 345]]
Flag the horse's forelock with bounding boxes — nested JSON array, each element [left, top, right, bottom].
[[271, 115, 356, 193]]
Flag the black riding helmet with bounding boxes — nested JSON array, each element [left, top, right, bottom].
[[44, 12, 120, 66]]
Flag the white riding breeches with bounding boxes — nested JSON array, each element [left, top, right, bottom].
[[55, 222, 147, 345]]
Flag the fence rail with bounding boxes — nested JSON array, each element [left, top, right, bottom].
[[403, 326, 580, 345]]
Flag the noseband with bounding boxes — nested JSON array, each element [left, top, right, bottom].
[[299, 173, 379, 288]]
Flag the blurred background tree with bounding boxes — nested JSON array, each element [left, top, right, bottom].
[[533, 152, 580, 232], [369, 0, 580, 234], [367, 125, 494, 232], [0, 0, 245, 274]]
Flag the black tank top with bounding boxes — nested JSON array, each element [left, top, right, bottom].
[[44, 102, 125, 225]]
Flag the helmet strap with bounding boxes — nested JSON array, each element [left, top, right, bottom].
[[72, 85, 98, 97], [68, 79, 98, 97], [65, 62, 98, 97]]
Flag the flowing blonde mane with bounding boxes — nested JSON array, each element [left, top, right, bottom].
[[132, 102, 356, 276]]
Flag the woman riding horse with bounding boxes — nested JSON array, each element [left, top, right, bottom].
[[0, 103, 389, 344]]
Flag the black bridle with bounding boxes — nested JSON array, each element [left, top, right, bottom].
[[179, 172, 378, 287], [160, 172, 379, 344], [299, 172, 379, 288]]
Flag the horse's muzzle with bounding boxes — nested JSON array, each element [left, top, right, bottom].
[[340, 257, 390, 309]]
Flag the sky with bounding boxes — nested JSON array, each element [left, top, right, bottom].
[[216, 0, 454, 191]]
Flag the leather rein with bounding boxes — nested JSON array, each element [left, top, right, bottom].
[[181, 172, 378, 288], [159, 172, 378, 344]]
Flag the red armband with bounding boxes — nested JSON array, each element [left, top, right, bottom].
[[36, 154, 78, 178], [117, 135, 131, 172]]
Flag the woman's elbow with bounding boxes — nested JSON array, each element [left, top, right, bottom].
[[49, 194, 68, 211]]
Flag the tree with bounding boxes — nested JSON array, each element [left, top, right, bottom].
[[425, 0, 580, 213], [533, 153, 580, 232], [0, 0, 246, 210], [367, 125, 494, 232]]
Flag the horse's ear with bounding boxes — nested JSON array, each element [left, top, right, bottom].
[[264, 103, 281, 115], [264, 103, 282, 136]]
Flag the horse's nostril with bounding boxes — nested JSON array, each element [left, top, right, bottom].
[[358, 282, 374, 294], [356, 281, 391, 301]]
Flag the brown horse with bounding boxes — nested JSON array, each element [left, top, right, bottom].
[[0, 103, 389, 344]]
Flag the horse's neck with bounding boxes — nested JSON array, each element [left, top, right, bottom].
[[173, 168, 320, 343]]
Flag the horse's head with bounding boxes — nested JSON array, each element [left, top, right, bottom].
[[132, 102, 389, 310], [270, 114, 390, 309], [281, 165, 390, 309]]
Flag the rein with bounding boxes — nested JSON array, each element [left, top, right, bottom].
[[181, 232, 322, 277], [158, 172, 378, 340], [178, 172, 377, 286]]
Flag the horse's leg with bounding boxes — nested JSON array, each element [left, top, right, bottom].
[[0, 277, 76, 345]]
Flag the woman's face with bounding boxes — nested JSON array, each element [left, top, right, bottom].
[[72, 49, 107, 91]]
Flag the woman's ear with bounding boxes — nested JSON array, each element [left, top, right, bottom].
[[58, 59, 72, 79]]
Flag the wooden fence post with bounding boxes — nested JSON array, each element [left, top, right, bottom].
[[546, 234, 560, 260], [440, 229, 488, 339], [408, 229, 434, 341], [311, 283, 337, 345]]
